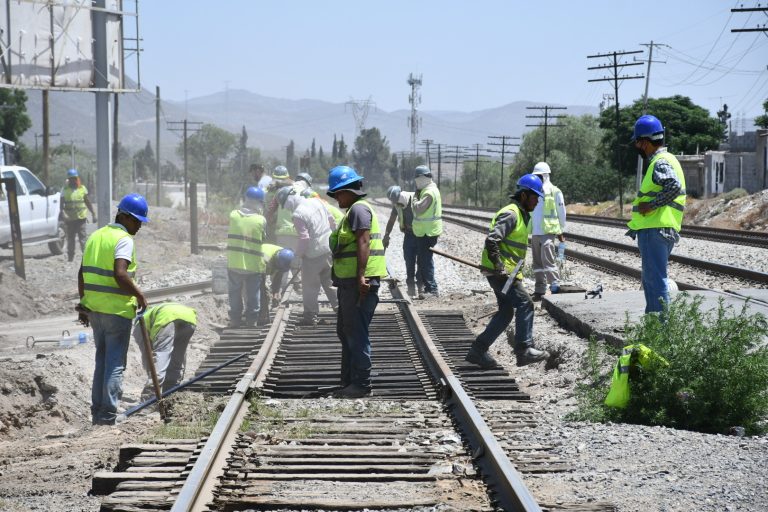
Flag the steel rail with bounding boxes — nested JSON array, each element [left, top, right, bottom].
[[388, 279, 541, 511], [171, 303, 292, 512], [440, 212, 708, 292]]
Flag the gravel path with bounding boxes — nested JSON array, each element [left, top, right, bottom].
[[375, 202, 768, 512]]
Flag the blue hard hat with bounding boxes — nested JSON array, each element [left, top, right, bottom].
[[272, 165, 289, 179], [631, 114, 664, 142], [117, 193, 149, 222], [414, 165, 432, 177], [515, 174, 545, 198], [245, 186, 265, 202], [327, 165, 363, 193], [387, 185, 401, 203], [276, 185, 296, 208], [276, 248, 294, 271], [67, 168, 79, 178]]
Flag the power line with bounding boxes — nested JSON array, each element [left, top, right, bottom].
[[525, 106, 567, 161], [345, 97, 376, 138], [587, 49, 645, 215], [463, 144, 489, 206], [167, 119, 202, 208], [487, 135, 520, 208]]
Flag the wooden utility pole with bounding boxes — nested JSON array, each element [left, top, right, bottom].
[[42, 90, 50, 184], [155, 86, 161, 206], [167, 119, 202, 207], [525, 106, 566, 161], [487, 135, 520, 207], [587, 49, 644, 215]]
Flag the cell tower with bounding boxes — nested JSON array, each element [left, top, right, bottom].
[[407, 73, 423, 155], [345, 97, 376, 137]]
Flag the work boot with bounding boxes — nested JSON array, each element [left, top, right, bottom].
[[516, 347, 550, 367], [332, 383, 372, 399], [532, 292, 544, 302], [465, 344, 497, 369], [298, 315, 318, 327], [407, 282, 417, 297]]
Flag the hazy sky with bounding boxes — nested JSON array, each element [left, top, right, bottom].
[[139, 1, 768, 119]]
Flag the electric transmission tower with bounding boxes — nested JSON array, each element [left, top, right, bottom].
[[407, 73, 423, 156], [345, 97, 376, 138]]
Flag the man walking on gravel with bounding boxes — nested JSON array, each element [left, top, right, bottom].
[[383, 185, 418, 297], [530, 162, 566, 301], [327, 166, 387, 398], [627, 114, 686, 316], [465, 175, 550, 369], [77, 194, 149, 425], [61, 168, 96, 262]]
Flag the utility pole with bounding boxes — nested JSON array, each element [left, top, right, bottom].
[[420, 139, 434, 167], [436, 143, 442, 190], [731, 6, 768, 33], [346, 97, 376, 138], [587, 49, 644, 215], [487, 135, 520, 207], [634, 41, 668, 190], [167, 119, 202, 208], [447, 146, 466, 203], [155, 86, 161, 206], [525, 106, 566, 161], [34, 131, 59, 153], [66, 139, 85, 169], [464, 144, 487, 207], [42, 90, 50, 184], [407, 73, 423, 156]]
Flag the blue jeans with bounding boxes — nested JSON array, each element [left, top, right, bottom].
[[637, 228, 676, 314], [228, 270, 262, 325], [416, 235, 439, 293], [336, 283, 379, 389], [90, 311, 132, 424], [476, 276, 534, 353], [403, 231, 418, 288]]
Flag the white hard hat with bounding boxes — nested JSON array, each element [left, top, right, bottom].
[[532, 162, 551, 175]]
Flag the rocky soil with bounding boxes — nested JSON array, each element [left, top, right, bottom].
[[0, 191, 766, 511]]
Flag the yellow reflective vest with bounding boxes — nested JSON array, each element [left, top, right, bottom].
[[63, 185, 89, 220], [605, 343, 669, 408], [480, 202, 529, 281], [412, 184, 443, 237], [330, 200, 387, 279], [81, 225, 138, 319], [627, 151, 686, 232], [227, 209, 266, 272], [541, 185, 562, 235], [144, 303, 197, 341]]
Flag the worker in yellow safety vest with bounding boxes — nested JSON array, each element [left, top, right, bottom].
[[61, 168, 96, 262], [77, 193, 149, 425], [465, 175, 550, 369], [627, 115, 687, 316], [327, 165, 386, 398], [227, 187, 267, 327], [529, 162, 566, 301], [132, 302, 197, 399], [411, 165, 442, 297]]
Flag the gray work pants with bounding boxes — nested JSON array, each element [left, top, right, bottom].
[[301, 254, 338, 320], [531, 234, 560, 295], [133, 320, 196, 398], [65, 218, 87, 261]]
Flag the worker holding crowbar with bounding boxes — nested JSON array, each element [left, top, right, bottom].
[[434, 175, 551, 369]]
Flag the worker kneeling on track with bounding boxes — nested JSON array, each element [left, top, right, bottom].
[[327, 165, 387, 398], [466, 174, 551, 369], [256, 244, 295, 326], [132, 302, 197, 400], [277, 185, 338, 326]]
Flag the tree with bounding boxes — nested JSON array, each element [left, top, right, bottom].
[[332, 134, 338, 160], [717, 104, 732, 142], [235, 126, 249, 175], [351, 127, 391, 189], [755, 99, 768, 130], [337, 135, 347, 161], [459, 159, 502, 207], [311, 138, 316, 158], [598, 95, 723, 178], [177, 123, 237, 193], [511, 115, 616, 203], [0, 88, 32, 143]]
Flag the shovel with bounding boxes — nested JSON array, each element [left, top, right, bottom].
[[137, 313, 167, 420]]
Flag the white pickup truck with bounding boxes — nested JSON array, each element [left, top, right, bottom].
[[0, 165, 65, 255]]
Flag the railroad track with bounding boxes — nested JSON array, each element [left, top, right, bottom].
[[439, 209, 768, 293], [443, 205, 768, 249], [93, 280, 616, 511]]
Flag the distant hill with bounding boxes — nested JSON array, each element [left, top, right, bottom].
[[18, 82, 598, 162]]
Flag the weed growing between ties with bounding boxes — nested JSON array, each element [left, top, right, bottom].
[[144, 392, 227, 440], [571, 294, 768, 435]]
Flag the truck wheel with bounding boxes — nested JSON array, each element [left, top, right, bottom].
[[49, 222, 66, 255]]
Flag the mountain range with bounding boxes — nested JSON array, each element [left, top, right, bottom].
[[18, 82, 599, 163]]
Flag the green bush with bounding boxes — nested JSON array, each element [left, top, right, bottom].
[[572, 294, 768, 435]]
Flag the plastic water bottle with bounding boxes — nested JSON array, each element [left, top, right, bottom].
[[78, 332, 91, 344], [557, 241, 566, 262], [59, 332, 89, 348], [550, 282, 560, 294]]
